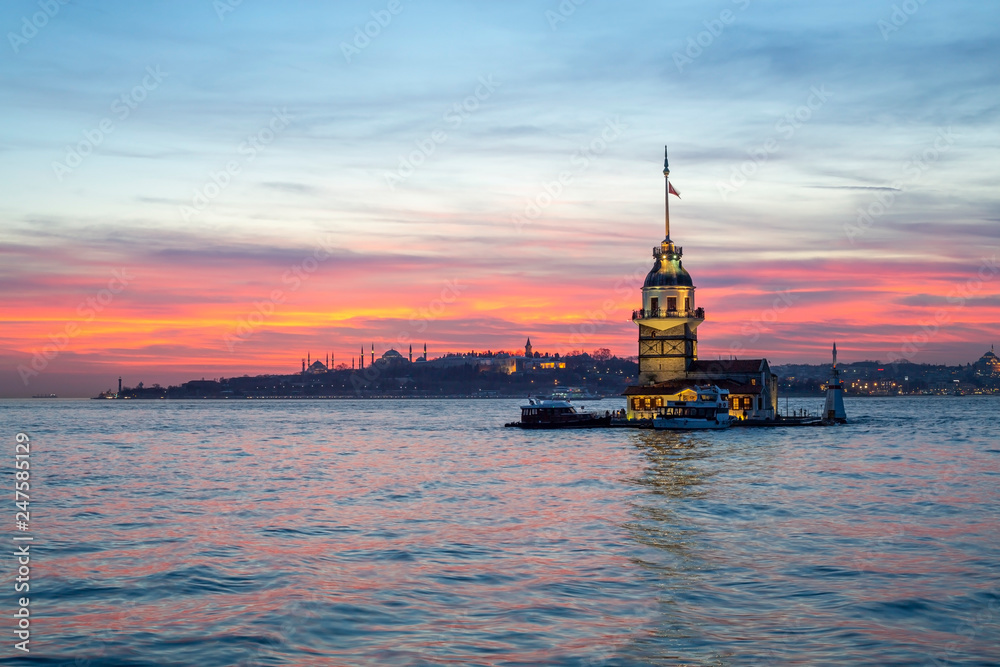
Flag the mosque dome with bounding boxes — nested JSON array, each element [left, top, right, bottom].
[[381, 349, 404, 360], [644, 249, 693, 288]]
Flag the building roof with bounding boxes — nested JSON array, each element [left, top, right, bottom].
[[688, 359, 768, 374], [382, 349, 404, 359], [623, 378, 763, 396], [644, 252, 693, 288]]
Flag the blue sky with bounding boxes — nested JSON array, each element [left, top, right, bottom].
[[2, 0, 999, 395]]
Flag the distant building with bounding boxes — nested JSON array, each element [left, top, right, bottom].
[[624, 148, 778, 420], [975, 345, 1000, 376]]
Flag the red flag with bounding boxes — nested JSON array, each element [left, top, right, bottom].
[[668, 181, 681, 198]]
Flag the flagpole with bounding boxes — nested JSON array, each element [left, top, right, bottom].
[[663, 145, 670, 240]]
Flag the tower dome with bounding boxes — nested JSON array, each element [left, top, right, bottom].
[[644, 246, 693, 287]]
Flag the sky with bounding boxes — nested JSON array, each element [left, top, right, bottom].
[[1, 0, 999, 397]]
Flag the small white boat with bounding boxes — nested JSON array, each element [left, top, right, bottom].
[[653, 385, 732, 430]]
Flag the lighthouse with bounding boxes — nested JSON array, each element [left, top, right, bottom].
[[823, 342, 847, 423], [633, 146, 705, 384], [623, 147, 778, 422]]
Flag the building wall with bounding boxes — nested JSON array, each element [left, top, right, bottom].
[[637, 323, 697, 384], [642, 286, 695, 313]]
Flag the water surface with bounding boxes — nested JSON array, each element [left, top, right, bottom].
[[0, 397, 997, 665]]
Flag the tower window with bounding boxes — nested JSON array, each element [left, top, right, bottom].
[[684, 297, 690, 311], [650, 297, 659, 314], [667, 297, 677, 311]]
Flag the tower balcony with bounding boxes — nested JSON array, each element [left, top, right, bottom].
[[632, 307, 705, 322], [653, 244, 682, 258]]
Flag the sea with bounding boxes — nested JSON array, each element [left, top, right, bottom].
[[0, 396, 997, 666]]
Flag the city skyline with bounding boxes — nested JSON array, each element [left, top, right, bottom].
[[2, 0, 999, 397]]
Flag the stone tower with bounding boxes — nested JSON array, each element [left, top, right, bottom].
[[633, 147, 705, 384]]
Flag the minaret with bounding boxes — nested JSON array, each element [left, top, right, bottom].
[[302, 358, 306, 373], [118, 376, 122, 395], [360, 346, 364, 369], [409, 344, 413, 363], [525, 337, 533, 358], [633, 147, 705, 384], [371, 343, 374, 366], [424, 343, 427, 361], [326, 353, 329, 369], [307, 352, 310, 367], [823, 342, 847, 423]]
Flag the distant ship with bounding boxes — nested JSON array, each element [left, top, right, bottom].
[[31, 393, 58, 398], [546, 387, 600, 401]]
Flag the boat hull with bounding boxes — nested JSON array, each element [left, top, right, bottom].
[[653, 417, 731, 430], [505, 416, 611, 429]]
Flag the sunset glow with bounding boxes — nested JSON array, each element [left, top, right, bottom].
[[2, 1, 998, 396]]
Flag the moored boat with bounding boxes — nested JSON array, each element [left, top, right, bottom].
[[652, 385, 732, 430], [505, 399, 611, 429]]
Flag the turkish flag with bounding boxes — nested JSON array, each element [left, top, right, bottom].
[[668, 181, 681, 198]]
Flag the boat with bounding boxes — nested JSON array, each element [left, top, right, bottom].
[[546, 386, 600, 401], [505, 398, 611, 429], [652, 385, 732, 430]]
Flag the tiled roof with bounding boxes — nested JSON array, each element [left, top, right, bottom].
[[688, 359, 767, 374], [623, 378, 763, 396]]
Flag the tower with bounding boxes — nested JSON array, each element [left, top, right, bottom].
[[409, 344, 413, 363], [301, 358, 306, 373], [371, 343, 374, 366], [823, 342, 847, 423], [360, 346, 364, 369], [118, 376, 122, 394], [423, 343, 427, 361], [525, 337, 533, 358], [633, 147, 705, 384]]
